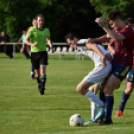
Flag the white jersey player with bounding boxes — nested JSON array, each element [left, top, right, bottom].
[[65, 32, 112, 125]]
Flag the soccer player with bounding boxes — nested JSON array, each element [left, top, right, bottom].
[[115, 18, 134, 117], [89, 10, 134, 125], [25, 17, 37, 80], [24, 14, 53, 95], [65, 32, 112, 125]]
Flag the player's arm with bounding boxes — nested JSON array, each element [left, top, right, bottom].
[[24, 36, 38, 46], [86, 42, 107, 66], [20, 43, 25, 53], [46, 38, 55, 53], [95, 18, 125, 41], [46, 38, 52, 48], [86, 34, 110, 44]]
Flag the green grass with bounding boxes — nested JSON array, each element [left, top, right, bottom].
[[0, 53, 134, 134]]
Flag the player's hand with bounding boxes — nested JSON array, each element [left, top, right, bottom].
[[95, 17, 105, 27], [50, 46, 55, 53], [32, 42, 38, 46], [101, 55, 107, 67], [106, 34, 111, 38], [20, 48, 24, 53]]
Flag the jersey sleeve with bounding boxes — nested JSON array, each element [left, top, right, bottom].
[[120, 25, 134, 39], [45, 28, 50, 38], [26, 28, 33, 38]]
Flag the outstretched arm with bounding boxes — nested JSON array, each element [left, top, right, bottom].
[[86, 34, 110, 44], [95, 18, 125, 41]]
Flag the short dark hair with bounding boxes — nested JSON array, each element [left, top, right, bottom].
[[126, 18, 134, 25], [65, 32, 80, 41], [106, 10, 122, 23], [36, 14, 44, 19]]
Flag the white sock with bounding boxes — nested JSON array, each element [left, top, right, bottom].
[[31, 71, 34, 75], [91, 102, 98, 121], [85, 90, 104, 107]]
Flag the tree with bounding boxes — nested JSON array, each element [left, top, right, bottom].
[[89, 0, 134, 21]]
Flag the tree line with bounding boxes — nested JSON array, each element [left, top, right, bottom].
[[0, 0, 133, 42]]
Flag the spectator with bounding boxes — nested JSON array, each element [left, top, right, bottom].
[[17, 30, 30, 59], [0, 31, 14, 59]]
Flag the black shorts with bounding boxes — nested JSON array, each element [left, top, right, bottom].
[[31, 51, 48, 70]]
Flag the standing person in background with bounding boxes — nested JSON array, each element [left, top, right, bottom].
[[0, 31, 14, 59], [25, 17, 37, 80], [25, 14, 53, 95], [18, 30, 30, 59], [115, 18, 134, 117]]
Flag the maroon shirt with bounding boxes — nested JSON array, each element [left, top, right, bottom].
[[109, 24, 134, 66]]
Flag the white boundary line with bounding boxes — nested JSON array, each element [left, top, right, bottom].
[[30, 126, 134, 134]]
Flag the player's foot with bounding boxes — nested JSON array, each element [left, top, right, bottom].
[[94, 106, 105, 121], [97, 113, 105, 123], [115, 110, 123, 117], [83, 119, 96, 126], [37, 83, 44, 95], [31, 74, 35, 80], [99, 120, 113, 125]]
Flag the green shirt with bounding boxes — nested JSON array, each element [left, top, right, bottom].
[[26, 26, 50, 52]]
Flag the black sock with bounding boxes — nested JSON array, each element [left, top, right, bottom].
[[41, 75, 46, 89], [36, 77, 40, 83]]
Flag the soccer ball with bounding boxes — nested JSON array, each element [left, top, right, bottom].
[[69, 114, 84, 127]]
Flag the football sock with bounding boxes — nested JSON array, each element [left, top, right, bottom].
[[100, 92, 106, 103], [118, 91, 130, 111], [105, 96, 114, 122], [36, 77, 40, 83], [91, 102, 98, 121], [41, 75, 46, 89], [85, 90, 104, 107], [31, 65, 34, 73]]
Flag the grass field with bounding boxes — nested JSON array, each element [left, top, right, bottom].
[[0, 53, 134, 134]]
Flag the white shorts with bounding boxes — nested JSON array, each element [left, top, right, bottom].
[[83, 61, 112, 84]]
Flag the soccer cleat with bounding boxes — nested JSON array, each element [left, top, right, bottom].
[[97, 114, 105, 123], [83, 119, 96, 126], [115, 110, 123, 117], [37, 83, 45, 95], [31, 74, 35, 80], [99, 120, 113, 125], [94, 106, 105, 121]]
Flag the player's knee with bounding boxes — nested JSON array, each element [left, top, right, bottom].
[[76, 84, 83, 93], [125, 88, 133, 94]]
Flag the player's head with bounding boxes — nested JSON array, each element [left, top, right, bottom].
[[32, 17, 37, 26], [126, 18, 134, 27], [22, 30, 25, 34], [106, 10, 123, 31], [36, 14, 45, 28], [65, 32, 80, 47], [1, 31, 5, 36]]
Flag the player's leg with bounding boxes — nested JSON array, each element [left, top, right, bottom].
[[31, 65, 35, 80], [99, 63, 132, 125], [115, 70, 134, 117], [99, 74, 120, 125], [89, 83, 100, 121], [77, 80, 105, 125], [31, 52, 42, 94], [39, 51, 48, 94], [77, 80, 104, 107]]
